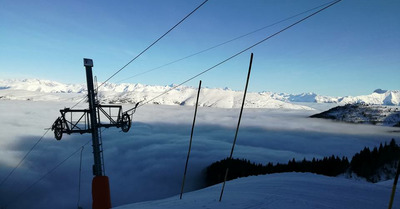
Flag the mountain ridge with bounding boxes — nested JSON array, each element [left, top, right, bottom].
[[310, 103, 400, 127], [1, 79, 399, 108]]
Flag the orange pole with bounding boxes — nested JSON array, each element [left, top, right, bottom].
[[92, 176, 112, 209]]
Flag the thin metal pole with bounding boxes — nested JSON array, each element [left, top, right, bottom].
[[84, 59, 103, 177], [180, 80, 202, 199], [388, 160, 400, 209], [219, 53, 253, 202], [77, 146, 84, 209]]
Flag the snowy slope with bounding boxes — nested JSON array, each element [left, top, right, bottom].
[[114, 172, 398, 209]]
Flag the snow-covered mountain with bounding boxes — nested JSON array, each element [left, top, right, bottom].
[[0, 79, 313, 109], [311, 104, 400, 127], [267, 92, 337, 103], [266, 89, 400, 105], [1, 79, 399, 109], [0, 78, 85, 93]]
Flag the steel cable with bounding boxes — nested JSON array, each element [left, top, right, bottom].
[[4, 139, 92, 208], [98, 0, 209, 88], [0, 128, 50, 188], [117, 0, 337, 83], [128, 0, 342, 111]]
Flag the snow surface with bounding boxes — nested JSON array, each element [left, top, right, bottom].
[[115, 172, 399, 209]]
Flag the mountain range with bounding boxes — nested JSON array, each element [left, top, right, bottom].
[[0, 79, 399, 109]]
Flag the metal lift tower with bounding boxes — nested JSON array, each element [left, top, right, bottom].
[[52, 58, 135, 209]]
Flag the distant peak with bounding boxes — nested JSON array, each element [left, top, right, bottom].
[[373, 89, 387, 94]]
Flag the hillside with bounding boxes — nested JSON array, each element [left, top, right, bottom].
[[114, 172, 398, 209], [310, 104, 400, 127]]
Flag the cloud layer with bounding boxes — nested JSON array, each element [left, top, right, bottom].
[[0, 101, 398, 209]]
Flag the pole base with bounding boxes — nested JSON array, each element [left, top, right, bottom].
[[92, 176, 112, 209]]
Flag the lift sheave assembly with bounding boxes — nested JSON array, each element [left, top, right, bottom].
[[51, 60, 137, 141], [52, 105, 132, 140]]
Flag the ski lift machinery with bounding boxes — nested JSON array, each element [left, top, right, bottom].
[[51, 58, 139, 209], [52, 104, 136, 140], [51, 60, 138, 141]]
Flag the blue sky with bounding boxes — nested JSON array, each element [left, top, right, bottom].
[[1, 0, 399, 96]]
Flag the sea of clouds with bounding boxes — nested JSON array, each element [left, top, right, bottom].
[[0, 101, 398, 209]]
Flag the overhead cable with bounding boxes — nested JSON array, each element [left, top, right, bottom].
[[99, 0, 209, 88], [4, 139, 92, 208], [0, 128, 50, 188], [118, 0, 337, 83], [69, 0, 208, 110], [130, 0, 342, 110], [70, 95, 88, 109]]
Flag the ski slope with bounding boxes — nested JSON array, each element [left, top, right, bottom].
[[115, 172, 399, 209]]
